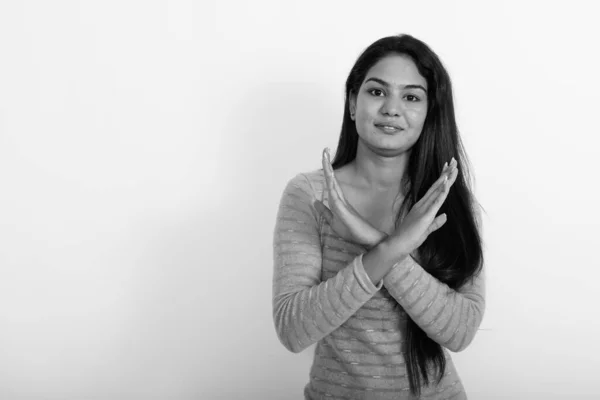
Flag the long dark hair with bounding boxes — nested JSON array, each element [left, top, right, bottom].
[[331, 34, 484, 396]]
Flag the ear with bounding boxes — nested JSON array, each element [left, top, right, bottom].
[[349, 91, 357, 120]]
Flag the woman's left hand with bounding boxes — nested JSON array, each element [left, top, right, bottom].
[[313, 148, 387, 248]]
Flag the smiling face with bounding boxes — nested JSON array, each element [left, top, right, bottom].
[[349, 54, 429, 157]]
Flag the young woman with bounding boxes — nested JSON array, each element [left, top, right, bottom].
[[272, 34, 485, 399]]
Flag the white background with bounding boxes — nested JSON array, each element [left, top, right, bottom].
[[1, 1, 598, 399]]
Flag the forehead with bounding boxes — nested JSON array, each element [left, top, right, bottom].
[[363, 54, 427, 89]]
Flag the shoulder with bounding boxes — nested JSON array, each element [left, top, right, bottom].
[[298, 168, 325, 187], [282, 169, 325, 199], [277, 170, 325, 223]]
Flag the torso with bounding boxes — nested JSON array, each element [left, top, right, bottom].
[[302, 169, 463, 399]]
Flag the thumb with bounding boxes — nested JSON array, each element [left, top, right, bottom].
[[427, 213, 447, 235], [313, 200, 334, 225]]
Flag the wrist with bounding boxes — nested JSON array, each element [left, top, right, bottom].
[[374, 236, 409, 266], [363, 230, 388, 250]]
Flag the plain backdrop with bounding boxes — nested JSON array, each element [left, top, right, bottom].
[[0, 1, 599, 399]]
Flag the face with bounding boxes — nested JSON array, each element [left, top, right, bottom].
[[349, 54, 428, 157]]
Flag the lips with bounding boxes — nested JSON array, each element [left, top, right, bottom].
[[374, 123, 404, 133], [375, 122, 403, 130]]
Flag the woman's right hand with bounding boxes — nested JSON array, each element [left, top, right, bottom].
[[314, 148, 387, 248], [389, 158, 459, 257]]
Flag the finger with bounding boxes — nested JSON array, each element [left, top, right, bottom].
[[332, 177, 348, 203], [325, 166, 347, 217], [321, 161, 359, 223], [322, 148, 336, 202], [327, 152, 348, 204], [428, 174, 453, 213], [416, 165, 451, 208], [438, 163, 459, 199], [324, 150, 350, 213], [426, 213, 447, 235], [449, 163, 459, 186], [313, 200, 334, 225], [345, 199, 360, 215], [322, 148, 331, 180], [418, 172, 448, 210], [418, 175, 448, 216], [435, 162, 459, 206], [418, 160, 456, 208]]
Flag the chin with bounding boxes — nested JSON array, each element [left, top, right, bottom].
[[368, 143, 408, 157], [359, 131, 415, 151], [376, 148, 408, 157]]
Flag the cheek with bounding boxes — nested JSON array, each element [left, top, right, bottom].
[[405, 107, 427, 126], [356, 109, 374, 126], [356, 100, 379, 123]]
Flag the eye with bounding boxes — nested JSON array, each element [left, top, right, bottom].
[[368, 88, 385, 97], [405, 94, 421, 102]]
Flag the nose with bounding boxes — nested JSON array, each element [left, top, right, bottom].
[[381, 96, 402, 117]]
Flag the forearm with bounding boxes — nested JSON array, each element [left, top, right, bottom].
[[273, 253, 383, 353], [362, 236, 409, 286], [382, 254, 486, 352]]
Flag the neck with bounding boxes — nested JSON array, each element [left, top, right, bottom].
[[350, 142, 410, 193]]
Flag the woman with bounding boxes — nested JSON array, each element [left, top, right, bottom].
[[272, 34, 485, 399]]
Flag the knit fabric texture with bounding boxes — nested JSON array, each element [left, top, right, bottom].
[[272, 169, 485, 400]]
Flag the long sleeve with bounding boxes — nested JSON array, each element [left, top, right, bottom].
[[272, 173, 383, 354], [383, 256, 485, 352]]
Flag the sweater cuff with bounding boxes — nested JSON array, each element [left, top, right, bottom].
[[383, 253, 416, 285], [353, 253, 384, 294]]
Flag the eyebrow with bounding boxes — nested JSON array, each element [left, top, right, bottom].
[[364, 77, 427, 93]]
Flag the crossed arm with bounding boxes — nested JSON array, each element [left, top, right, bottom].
[[383, 254, 485, 352], [272, 174, 384, 353], [272, 173, 485, 354]]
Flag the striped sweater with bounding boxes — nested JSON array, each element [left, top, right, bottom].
[[272, 169, 486, 400]]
